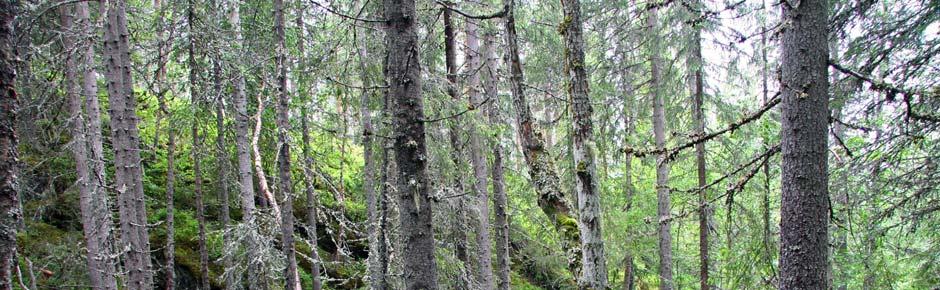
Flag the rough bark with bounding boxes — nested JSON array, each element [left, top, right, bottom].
[[273, 0, 300, 287], [226, 0, 262, 286], [60, 6, 120, 289], [646, 4, 673, 290], [296, 2, 322, 289], [102, 0, 154, 287], [465, 19, 495, 290], [0, 1, 18, 285], [560, 0, 607, 288], [777, 0, 830, 287], [503, 0, 583, 279], [383, 0, 440, 287]]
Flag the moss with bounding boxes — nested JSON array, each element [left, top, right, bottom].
[[557, 15, 573, 35]]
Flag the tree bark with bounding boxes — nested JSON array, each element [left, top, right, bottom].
[[156, 0, 177, 286], [102, 0, 154, 287], [618, 29, 637, 290], [777, 0, 830, 287], [273, 0, 300, 287], [559, 0, 608, 288], [226, 0, 262, 287], [383, 0, 440, 288], [687, 4, 709, 289], [481, 32, 510, 290], [465, 18, 495, 290], [646, 4, 673, 290], [0, 0, 17, 285], [60, 5, 121, 289], [215, 64, 235, 290], [503, 0, 583, 279], [355, 24, 383, 290], [442, 8, 473, 288]]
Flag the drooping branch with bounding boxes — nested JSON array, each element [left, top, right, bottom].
[[625, 94, 781, 161], [829, 61, 940, 122]]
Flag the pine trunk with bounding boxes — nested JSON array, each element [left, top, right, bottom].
[[383, 0, 440, 287], [777, 0, 830, 287]]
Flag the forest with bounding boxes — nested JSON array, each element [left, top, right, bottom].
[[0, 0, 938, 288]]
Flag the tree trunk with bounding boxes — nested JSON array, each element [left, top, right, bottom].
[[619, 29, 637, 290], [60, 6, 121, 289], [226, 0, 262, 287], [382, 0, 440, 288], [442, 8, 472, 288], [687, 4, 709, 289], [273, 0, 300, 287], [157, 0, 177, 286], [646, 4, 673, 290], [0, 0, 17, 286], [481, 32, 510, 290], [186, 3, 210, 287], [102, 0, 154, 287], [560, 0, 607, 288], [215, 63, 235, 290], [465, 18, 495, 290], [295, 2, 322, 289], [777, 0, 830, 287], [355, 24, 383, 290], [503, 0, 583, 279]]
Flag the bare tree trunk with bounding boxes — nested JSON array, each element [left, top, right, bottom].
[[463, 17, 495, 290], [560, 0, 608, 288], [778, 0, 830, 287], [273, 0, 300, 287], [646, 4, 672, 290], [102, 0, 154, 286], [226, 0, 262, 287], [60, 6, 121, 289], [383, 0, 440, 288], [502, 0, 583, 279]]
